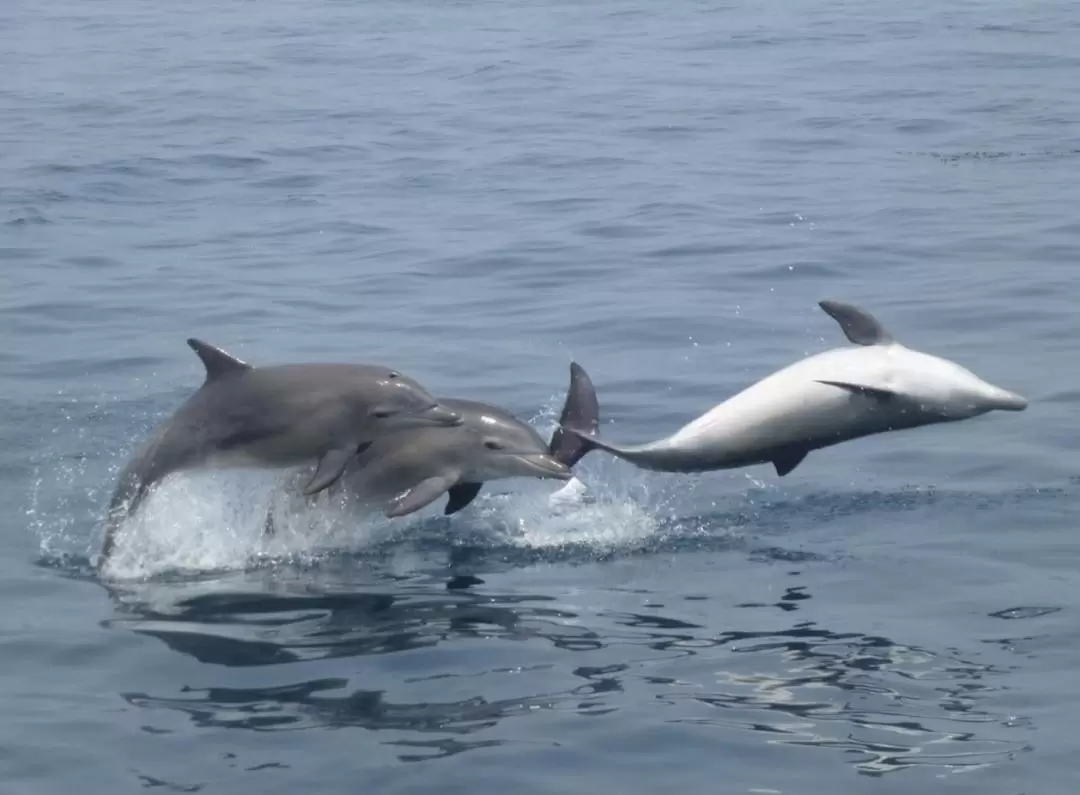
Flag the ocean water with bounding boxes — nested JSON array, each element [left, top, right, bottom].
[[3, 0, 1079, 792]]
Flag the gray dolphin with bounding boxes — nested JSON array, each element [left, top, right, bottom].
[[99, 339, 462, 564], [562, 300, 1027, 475], [265, 362, 599, 528]]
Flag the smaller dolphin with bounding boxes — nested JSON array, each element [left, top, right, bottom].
[[563, 300, 1028, 475], [99, 339, 462, 564], [265, 362, 599, 528]]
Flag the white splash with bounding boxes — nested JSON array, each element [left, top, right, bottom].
[[548, 476, 588, 506], [43, 393, 692, 581]]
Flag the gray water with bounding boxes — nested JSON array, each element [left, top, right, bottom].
[[3, 1, 1079, 792]]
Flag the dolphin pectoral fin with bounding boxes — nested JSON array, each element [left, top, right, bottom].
[[186, 338, 252, 381], [385, 476, 455, 519], [773, 450, 809, 477], [818, 300, 894, 346], [445, 482, 484, 515], [303, 448, 354, 495], [815, 379, 898, 403], [549, 362, 601, 468]]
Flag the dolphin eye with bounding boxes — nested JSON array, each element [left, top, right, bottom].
[[373, 409, 394, 419], [484, 440, 503, 451], [388, 371, 400, 379]]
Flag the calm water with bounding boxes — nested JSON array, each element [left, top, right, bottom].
[[3, 1, 1080, 792]]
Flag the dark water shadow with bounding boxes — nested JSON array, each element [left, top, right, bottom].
[[125, 676, 550, 762]]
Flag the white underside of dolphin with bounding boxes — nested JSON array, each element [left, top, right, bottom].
[[566, 300, 1028, 476]]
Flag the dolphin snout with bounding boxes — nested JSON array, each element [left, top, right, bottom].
[[518, 453, 573, 480], [974, 379, 1028, 412], [418, 403, 465, 427], [991, 389, 1028, 412]]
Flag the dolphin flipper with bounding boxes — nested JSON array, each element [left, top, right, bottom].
[[549, 362, 600, 468], [773, 449, 808, 477], [303, 447, 355, 495], [444, 482, 483, 515], [816, 380, 898, 404], [385, 475, 456, 518], [818, 300, 894, 346]]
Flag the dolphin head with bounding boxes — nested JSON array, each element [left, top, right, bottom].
[[365, 370, 463, 433], [814, 300, 1028, 420], [897, 347, 1028, 420], [462, 405, 572, 483]]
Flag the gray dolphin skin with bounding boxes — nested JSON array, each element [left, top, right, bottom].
[[265, 362, 599, 530], [561, 299, 1028, 476], [548, 362, 600, 469], [99, 339, 463, 564]]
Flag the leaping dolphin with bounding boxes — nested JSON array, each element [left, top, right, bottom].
[[264, 362, 600, 528], [563, 300, 1028, 475], [99, 339, 462, 565]]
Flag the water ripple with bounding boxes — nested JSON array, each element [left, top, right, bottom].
[[98, 576, 1032, 774], [3, 0, 1079, 791]]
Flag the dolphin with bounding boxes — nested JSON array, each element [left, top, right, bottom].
[[99, 339, 463, 564], [563, 300, 1028, 475], [265, 362, 599, 528]]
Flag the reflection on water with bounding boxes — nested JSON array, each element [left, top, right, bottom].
[[669, 619, 1028, 776], [125, 679, 560, 762], [103, 564, 1032, 774], [108, 584, 599, 666]]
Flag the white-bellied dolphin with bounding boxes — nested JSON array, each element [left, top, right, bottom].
[[99, 339, 462, 564], [265, 362, 599, 528], [563, 300, 1028, 475]]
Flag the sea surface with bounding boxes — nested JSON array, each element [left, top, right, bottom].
[[3, 1, 1079, 792]]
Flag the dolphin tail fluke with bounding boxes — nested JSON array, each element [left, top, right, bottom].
[[263, 504, 279, 538], [549, 362, 600, 468], [98, 518, 120, 568], [96, 437, 165, 569], [97, 484, 145, 569]]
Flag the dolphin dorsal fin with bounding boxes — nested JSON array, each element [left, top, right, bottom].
[[186, 338, 252, 381], [818, 300, 894, 346]]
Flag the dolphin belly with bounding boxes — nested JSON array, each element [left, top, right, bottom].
[[648, 377, 917, 472]]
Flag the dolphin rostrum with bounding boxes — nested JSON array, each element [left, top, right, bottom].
[[563, 300, 1028, 475], [99, 339, 462, 564], [265, 362, 599, 529]]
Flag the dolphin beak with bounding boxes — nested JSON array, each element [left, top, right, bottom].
[[517, 453, 573, 480], [419, 403, 464, 427], [988, 388, 1028, 411], [974, 380, 1028, 412]]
